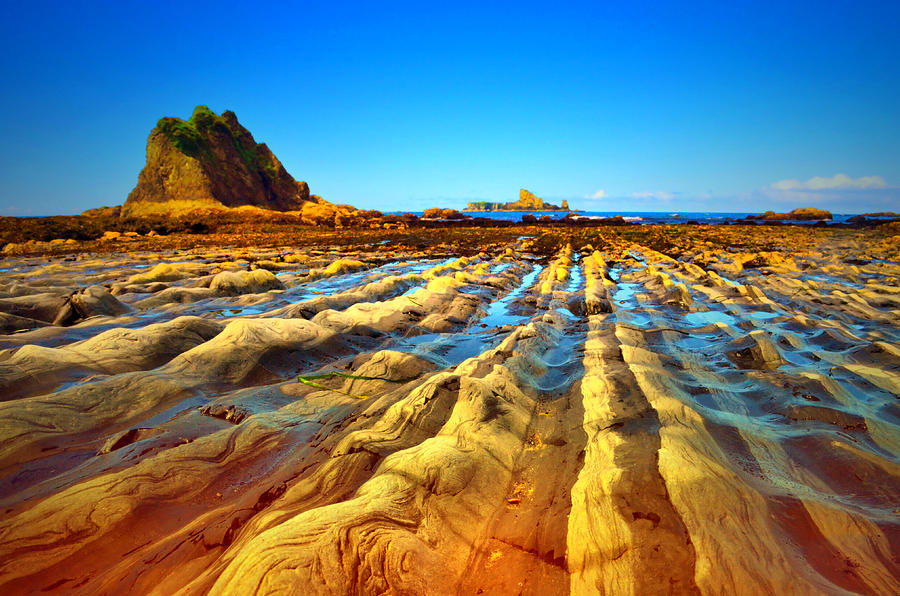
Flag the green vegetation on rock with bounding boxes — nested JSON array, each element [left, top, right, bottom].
[[156, 116, 211, 160]]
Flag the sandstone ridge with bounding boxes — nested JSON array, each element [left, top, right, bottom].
[[123, 106, 313, 216]]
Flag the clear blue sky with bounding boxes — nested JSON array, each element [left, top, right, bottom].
[[1, 0, 898, 215]]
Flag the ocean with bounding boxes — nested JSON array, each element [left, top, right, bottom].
[[387, 211, 880, 225]]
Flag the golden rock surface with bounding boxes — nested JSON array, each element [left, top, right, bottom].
[[0, 227, 898, 594]]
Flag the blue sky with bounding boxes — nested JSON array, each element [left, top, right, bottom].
[[1, 0, 898, 215]]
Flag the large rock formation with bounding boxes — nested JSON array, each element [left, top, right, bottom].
[[123, 106, 312, 216]]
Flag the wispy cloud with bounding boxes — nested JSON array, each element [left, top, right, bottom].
[[631, 191, 674, 200], [584, 189, 607, 200], [744, 173, 898, 213], [771, 173, 887, 191]]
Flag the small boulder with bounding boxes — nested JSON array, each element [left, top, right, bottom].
[[423, 208, 466, 220], [201, 404, 251, 424], [53, 286, 133, 326], [726, 330, 784, 369], [210, 269, 285, 295], [128, 263, 196, 284], [662, 284, 692, 309]]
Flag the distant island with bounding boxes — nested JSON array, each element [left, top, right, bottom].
[[465, 189, 572, 212]]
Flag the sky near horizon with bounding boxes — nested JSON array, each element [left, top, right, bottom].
[[1, 0, 898, 216]]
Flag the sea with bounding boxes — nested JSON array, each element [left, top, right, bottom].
[[387, 211, 885, 225]]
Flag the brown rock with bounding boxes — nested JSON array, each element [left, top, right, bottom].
[[423, 208, 466, 220], [748, 208, 832, 221], [301, 201, 342, 226]]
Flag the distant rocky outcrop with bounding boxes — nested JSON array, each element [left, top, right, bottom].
[[465, 189, 569, 212], [747, 208, 832, 221], [423, 208, 467, 220], [123, 106, 313, 216]]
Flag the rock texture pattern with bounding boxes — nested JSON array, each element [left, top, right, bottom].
[[0, 227, 898, 594], [123, 106, 312, 216]]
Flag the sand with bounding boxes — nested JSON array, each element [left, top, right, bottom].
[[0, 225, 898, 594]]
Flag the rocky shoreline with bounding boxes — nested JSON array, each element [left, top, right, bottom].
[[4, 209, 899, 257], [0, 223, 898, 593]]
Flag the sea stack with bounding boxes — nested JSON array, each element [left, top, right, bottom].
[[517, 189, 544, 209], [123, 106, 313, 216]]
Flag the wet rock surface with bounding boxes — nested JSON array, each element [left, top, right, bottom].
[[0, 225, 898, 594]]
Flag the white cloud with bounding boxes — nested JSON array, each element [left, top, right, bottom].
[[584, 189, 606, 200], [771, 173, 887, 191], [631, 191, 674, 200]]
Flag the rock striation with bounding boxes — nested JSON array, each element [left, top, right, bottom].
[[123, 106, 313, 216]]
